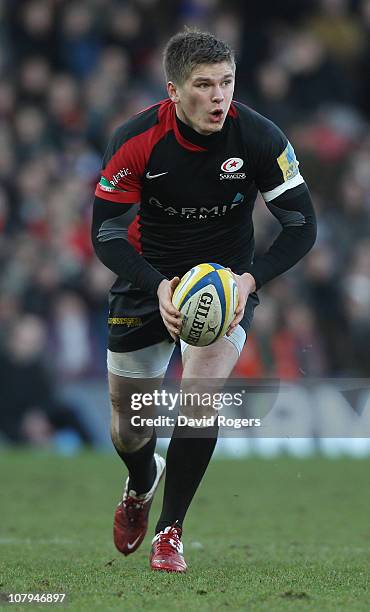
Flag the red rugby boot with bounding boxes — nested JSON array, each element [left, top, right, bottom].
[[113, 453, 165, 556], [150, 524, 187, 573]]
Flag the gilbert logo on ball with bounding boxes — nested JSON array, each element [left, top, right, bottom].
[[172, 263, 239, 347]]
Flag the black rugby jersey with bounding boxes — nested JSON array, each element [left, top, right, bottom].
[[94, 99, 315, 292]]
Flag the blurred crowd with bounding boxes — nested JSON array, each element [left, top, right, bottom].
[[0, 0, 370, 445]]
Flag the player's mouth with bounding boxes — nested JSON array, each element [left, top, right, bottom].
[[208, 109, 224, 123]]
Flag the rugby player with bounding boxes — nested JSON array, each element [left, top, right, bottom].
[[92, 29, 316, 572]]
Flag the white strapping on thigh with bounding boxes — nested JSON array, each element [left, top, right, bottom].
[[107, 340, 175, 378], [180, 324, 246, 357]]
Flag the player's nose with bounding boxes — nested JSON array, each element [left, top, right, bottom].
[[211, 86, 224, 103]]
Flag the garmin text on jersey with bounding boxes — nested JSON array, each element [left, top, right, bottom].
[[148, 192, 245, 220]]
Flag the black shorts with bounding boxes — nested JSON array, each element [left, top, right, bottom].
[[107, 281, 260, 353]]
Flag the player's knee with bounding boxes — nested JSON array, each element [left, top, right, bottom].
[[111, 422, 149, 453], [110, 404, 153, 453], [109, 380, 156, 451], [109, 390, 126, 414]]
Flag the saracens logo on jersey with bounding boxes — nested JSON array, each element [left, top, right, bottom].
[[220, 158, 246, 181]]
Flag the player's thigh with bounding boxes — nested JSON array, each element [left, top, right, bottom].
[[181, 290, 259, 379], [181, 335, 239, 379], [108, 340, 175, 416], [177, 337, 237, 420], [179, 293, 259, 418], [107, 284, 174, 415]]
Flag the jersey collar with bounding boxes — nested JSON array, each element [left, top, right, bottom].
[[172, 106, 231, 151]]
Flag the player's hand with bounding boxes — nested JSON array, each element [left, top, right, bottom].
[[157, 277, 182, 341], [226, 271, 256, 336]]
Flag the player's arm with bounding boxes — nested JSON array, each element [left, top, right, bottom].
[[92, 197, 181, 336], [249, 182, 316, 289], [249, 123, 317, 289], [92, 121, 181, 334], [228, 123, 316, 335], [92, 197, 181, 338], [92, 121, 168, 295], [91, 196, 166, 295]]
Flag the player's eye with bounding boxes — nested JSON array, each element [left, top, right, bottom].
[[196, 83, 209, 89], [222, 80, 232, 86]]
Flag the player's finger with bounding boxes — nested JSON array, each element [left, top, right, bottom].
[[234, 310, 244, 325], [234, 301, 246, 316], [227, 324, 238, 336], [162, 308, 182, 324], [163, 301, 181, 317], [160, 306, 182, 326], [226, 309, 245, 335], [170, 276, 180, 288], [166, 325, 180, 337], [226, 320, 237, 336], [168, 329, 180, 338], [165, 317, 182, 331]]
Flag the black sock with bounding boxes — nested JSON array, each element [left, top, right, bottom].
[[155, 421, 218, 533], [114, 429, 157, 495]]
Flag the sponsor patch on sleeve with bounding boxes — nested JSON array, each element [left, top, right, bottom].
[[277, 142, 299, 182], [99, 176, 128, 193]]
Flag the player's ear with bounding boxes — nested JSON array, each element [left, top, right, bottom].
[[167, 81, 180, 103]]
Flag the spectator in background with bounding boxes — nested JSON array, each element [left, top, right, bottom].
[[358, 0, 370, 119], [278, 30, 352, 112], [17, 56, 51, 107], [58, 2, 102, 79], [342, 239, 370, 375], [255, 62, 294, 129], [0, 315, 92, 446], [50, 291, 92, 381], [303, 245, 352, 374], [232, 295, 279, 378], [304, 0, 366, 69], [10, 0, 58, 64]]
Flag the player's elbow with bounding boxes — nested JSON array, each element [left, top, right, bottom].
[[301, 216, 317, 256], [299, 191, 317, 254], [308, 217, 317, 247], [91, 218, 101, 259], [304, 191, 317, 251], [91, 210, 108, 267]]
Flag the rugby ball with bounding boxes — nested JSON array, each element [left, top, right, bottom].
[[172, 263, 238, 346]]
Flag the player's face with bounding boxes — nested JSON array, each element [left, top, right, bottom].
[[168, 61, 235, 136]]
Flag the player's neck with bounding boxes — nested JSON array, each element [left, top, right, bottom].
[[174, 108, 229, 148]]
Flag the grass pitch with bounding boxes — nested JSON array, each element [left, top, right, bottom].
[[0, 450, 369, 611]]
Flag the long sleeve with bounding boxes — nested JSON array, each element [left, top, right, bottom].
[[91, 196, 166, 295], [249, 183, 317, 289]]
